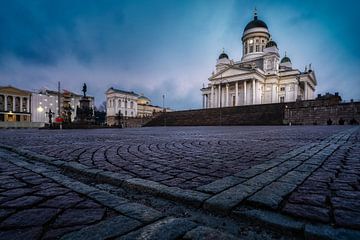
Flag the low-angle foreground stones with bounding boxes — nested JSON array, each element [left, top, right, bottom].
[[0, 126, 359, 239]]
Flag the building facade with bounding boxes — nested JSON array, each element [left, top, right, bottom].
[[31, 89, 94, 124], [201, 10, 317, 108], [0, 86, 31, 124], [106, 87, 165, 126], [106, 87, 139, 126]]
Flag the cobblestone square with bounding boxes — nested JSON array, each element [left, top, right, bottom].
[[0, 126, 359, 239]]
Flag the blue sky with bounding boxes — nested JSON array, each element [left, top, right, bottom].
[[0, 0, 359, 109]]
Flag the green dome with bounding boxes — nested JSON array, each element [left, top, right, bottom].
[[281, 56, 291, 63]]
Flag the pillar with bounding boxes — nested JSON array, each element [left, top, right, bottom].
[[27, 97, 30, 113], [294, 84, 298, 101], [13, 96, 16, 112], [20, 98, 23, 112], [4, 94, 7, 111], [243, 81, 247, 105], [226, 84, 229, 107], [218, 84, 221, 107], [211, 85, 214, 108], [202, 95, 205, 109], [235, 82, 239, 106], [304, 82, 308, 100], [252, 79, 256, 104]]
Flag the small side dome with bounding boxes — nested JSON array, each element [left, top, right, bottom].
[[218, 52, 229, 60], [266, 40, 277, 48], [281, 56, 291, 63], [137, 95, 151, 105]]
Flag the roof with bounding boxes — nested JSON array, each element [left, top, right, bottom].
[[244, 15, 268, 32], [280, 56, 291, 63], [265, 40, 277, 48], [218, 52, 229, 60], [106, 87, 139, 97]]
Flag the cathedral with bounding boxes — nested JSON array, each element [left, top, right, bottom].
[[201, 10, 317, 108]]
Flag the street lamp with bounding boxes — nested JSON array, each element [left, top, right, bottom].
[[162, 94, 166, 127]]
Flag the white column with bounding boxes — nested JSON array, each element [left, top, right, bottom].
[[272, 84, 277, 103], [202, 95, 205, 109], [235, 82, 239, 106], [294, 84, 298, 101], [243, 81, 247, 105], [225, 84, 229, 107], [27, 97, 30, 112], [252, 79, 256, 104], [304, 82, 307, 100], [210, 85, 214, 108], [218, 84, 221, 107], [13, 96, 16, 112], [4, 95, 7, 111], [20, 98, 23, 112]]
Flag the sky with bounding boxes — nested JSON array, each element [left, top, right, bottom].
[[0, 0, 359, 110]]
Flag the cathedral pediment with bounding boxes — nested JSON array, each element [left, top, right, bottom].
[[210, 67, 254, 80]]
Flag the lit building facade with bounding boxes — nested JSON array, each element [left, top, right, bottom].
[[0, 86, 31, 123], [201, 10, 317, 108], [31, 89, 94, 124]]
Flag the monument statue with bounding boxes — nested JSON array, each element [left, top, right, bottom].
[[82, 83, 87, 97]]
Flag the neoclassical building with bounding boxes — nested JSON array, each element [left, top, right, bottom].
[[0, 86, 31, 123], [201, 11, 317, 108], [106, 87, 166, 126]]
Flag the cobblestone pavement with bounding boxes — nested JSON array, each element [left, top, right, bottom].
[[0, 126, 359, 239]]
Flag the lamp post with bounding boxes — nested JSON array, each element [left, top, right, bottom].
[[162, 94, 166, 127]]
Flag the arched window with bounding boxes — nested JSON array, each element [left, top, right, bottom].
[[130, 101, 134, 109], [118, 99, 121, 108], [0, 95, 4, 111]]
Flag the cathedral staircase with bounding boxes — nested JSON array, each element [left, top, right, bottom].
[[144, 103, 286, 126]]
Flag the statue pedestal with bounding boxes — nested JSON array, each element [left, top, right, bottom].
[[75, 97, 94, 124]]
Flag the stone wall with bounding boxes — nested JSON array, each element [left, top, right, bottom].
[[284, 101, 360, 125], [145, 103, 286, 126], [144, 99, 360, 127]]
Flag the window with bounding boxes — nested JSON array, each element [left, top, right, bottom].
[[130, 101, 134, 109], [15, 97, 20, 112], [256, 45, 259, 52], [280, 96, 285, 103], [280, 87, 285, 91], [22, 98, 27, 112], [261, 46, 264, 51], [0, 95, 4, 111], [249, 46, 254, 53]]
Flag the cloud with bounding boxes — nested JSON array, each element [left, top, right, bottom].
[[0, 0, 359, 110]]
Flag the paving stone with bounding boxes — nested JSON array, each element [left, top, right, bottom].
[[113, 202, 163, 223], [87, 190, 128, 209], [196, 176, 245, 194], [2, 195, 43, 208], [0, 188, 34, 198], [118, 217, 197, 240], [40, 193, 83, 208], [43, 225, 85, 240], [288, 192, 326, 207], [304, 224, 360, 240], [247, 182, 297, 209], [52, 208, 105, 227], [60, 215, 143, 240], [282, 203, 330, 223], [183, 226, 238, 240], [203, 184, 256, 213], [0, 208, 59, 227], [233, 208, 304, 233], [334, 209, 360, 229], [0, 227, 43, 240]]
